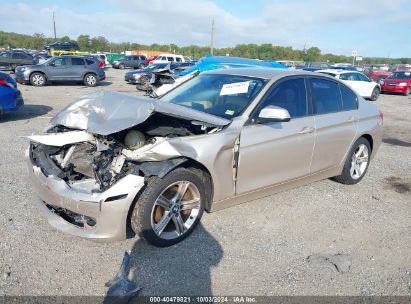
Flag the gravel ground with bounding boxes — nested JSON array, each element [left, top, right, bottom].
[[0, 68, 410, 296]]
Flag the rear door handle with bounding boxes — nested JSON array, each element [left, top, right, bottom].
[[347, 116, 357, 122], [299, 126, 315, 134]]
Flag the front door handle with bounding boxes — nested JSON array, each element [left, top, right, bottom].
[[347, 116, 357, 122], [299, 126, 315, 134]]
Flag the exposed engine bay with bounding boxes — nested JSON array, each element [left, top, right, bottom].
[[30, 113, 222, 192]]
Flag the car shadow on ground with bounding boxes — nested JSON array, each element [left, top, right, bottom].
[[0, 104, 53, 122], [128, 224, 223, 296]]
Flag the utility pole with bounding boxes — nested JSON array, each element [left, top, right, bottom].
[[210, 17, 214, 56], [53, 11, 57, 39]]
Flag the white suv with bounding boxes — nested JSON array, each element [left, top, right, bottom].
[[318, 69, 380, 101], [151, 54, 185, 64]]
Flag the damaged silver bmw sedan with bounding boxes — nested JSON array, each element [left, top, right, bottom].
[[27, 68, 383, 247]]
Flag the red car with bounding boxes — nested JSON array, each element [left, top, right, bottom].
[[368, 69, 392, 82], [146, 55, 158, 64], [380, 71, 411, 95]]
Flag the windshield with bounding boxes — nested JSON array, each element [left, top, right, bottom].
[[160, 74, 267, 119], [41, 57, 55, 65], [387, 72, 411, 79]]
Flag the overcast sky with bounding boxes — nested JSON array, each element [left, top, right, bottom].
[[1, 0, 410, 57]]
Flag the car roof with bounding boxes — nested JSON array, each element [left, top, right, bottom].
[[316, 69, 361, 75], [205, 67, 331, 80]]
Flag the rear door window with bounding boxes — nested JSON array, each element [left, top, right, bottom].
[[167, 57, 174, 61], [309, 78, 342, 115], [12, 53, 27, 59]]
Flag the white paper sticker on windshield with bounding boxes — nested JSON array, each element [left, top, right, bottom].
[[405, 72, 410, 76], [225, 110, 235, 116], [220, 81, 250, 96]]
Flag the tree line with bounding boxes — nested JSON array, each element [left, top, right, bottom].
[[1, 31, 410, 65]]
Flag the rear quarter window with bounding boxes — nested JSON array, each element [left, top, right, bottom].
[[85, 59, 95, 65], [340, 85, 358, 111], [71, 58, 85, 65]]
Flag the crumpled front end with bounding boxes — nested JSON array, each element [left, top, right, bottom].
[[27, 92, 231, 241], [27, 131, 146, 241]]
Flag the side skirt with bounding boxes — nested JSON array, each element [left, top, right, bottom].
[[209, 166, 342, 212]]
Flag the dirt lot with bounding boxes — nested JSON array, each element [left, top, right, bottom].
[[0, 68, 410, 296]]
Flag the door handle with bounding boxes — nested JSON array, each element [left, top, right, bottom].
[[299, 126, 315, 134], [347, 116, 357, 122]]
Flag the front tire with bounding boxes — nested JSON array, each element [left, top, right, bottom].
[[84, 73, 97, 87], [333, 137, 371, 185], [138, 64, 145, 69], [30, 72, 46, 86], [131, 167, 206, 247], [119, 64, 125, 70], [404, 87, 410, 96]]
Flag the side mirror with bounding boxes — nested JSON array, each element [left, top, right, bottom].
[[257, 105, 291, 123], [48, 62, 55, 67]]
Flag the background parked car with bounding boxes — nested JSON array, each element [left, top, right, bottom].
[[44, 41, 80, 52], [0, 70, 24, 115], [147, 55, 158, 63], [151, 54, 185, 64], [301, 62, 330, 71], [366, 68, 392, 83], [112, 55, 147, 69], [14, 55, 105, 87], [0, 50, 38, 71], [91, 53, 109, 65], [124, 62, 195, 84], [380, 71, 411, 95], [317, 69, 380, 101]]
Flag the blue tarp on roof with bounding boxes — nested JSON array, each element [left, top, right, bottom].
[[177, 56, 287, 76]]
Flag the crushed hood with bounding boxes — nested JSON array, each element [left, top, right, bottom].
[[49, 91, 230, 136]]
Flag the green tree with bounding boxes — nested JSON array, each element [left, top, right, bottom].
[[303, 47, 321, 62], [77, 35, 90, 51]]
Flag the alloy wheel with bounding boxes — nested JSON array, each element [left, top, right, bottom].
[[150, 181, 201, 240], [86, 75, 96, 86], [32, 74, 45, 86], [350, 144, 369, 179]]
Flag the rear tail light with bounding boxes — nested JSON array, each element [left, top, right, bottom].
[[379, 111, 384, 122], [98, 61, 104, 69]]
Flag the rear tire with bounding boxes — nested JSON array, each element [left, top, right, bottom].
[[119, 64, 125, 70], [83, 73, 97, 87], [333, 137, 371, 185], [370, 86, 380, 101], [138, 64, 145, 69], [30, 72, 46, 86], [131, 167, 206, 247]]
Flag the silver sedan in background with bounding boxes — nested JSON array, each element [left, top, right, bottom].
[[27, 68, 383, 247]]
